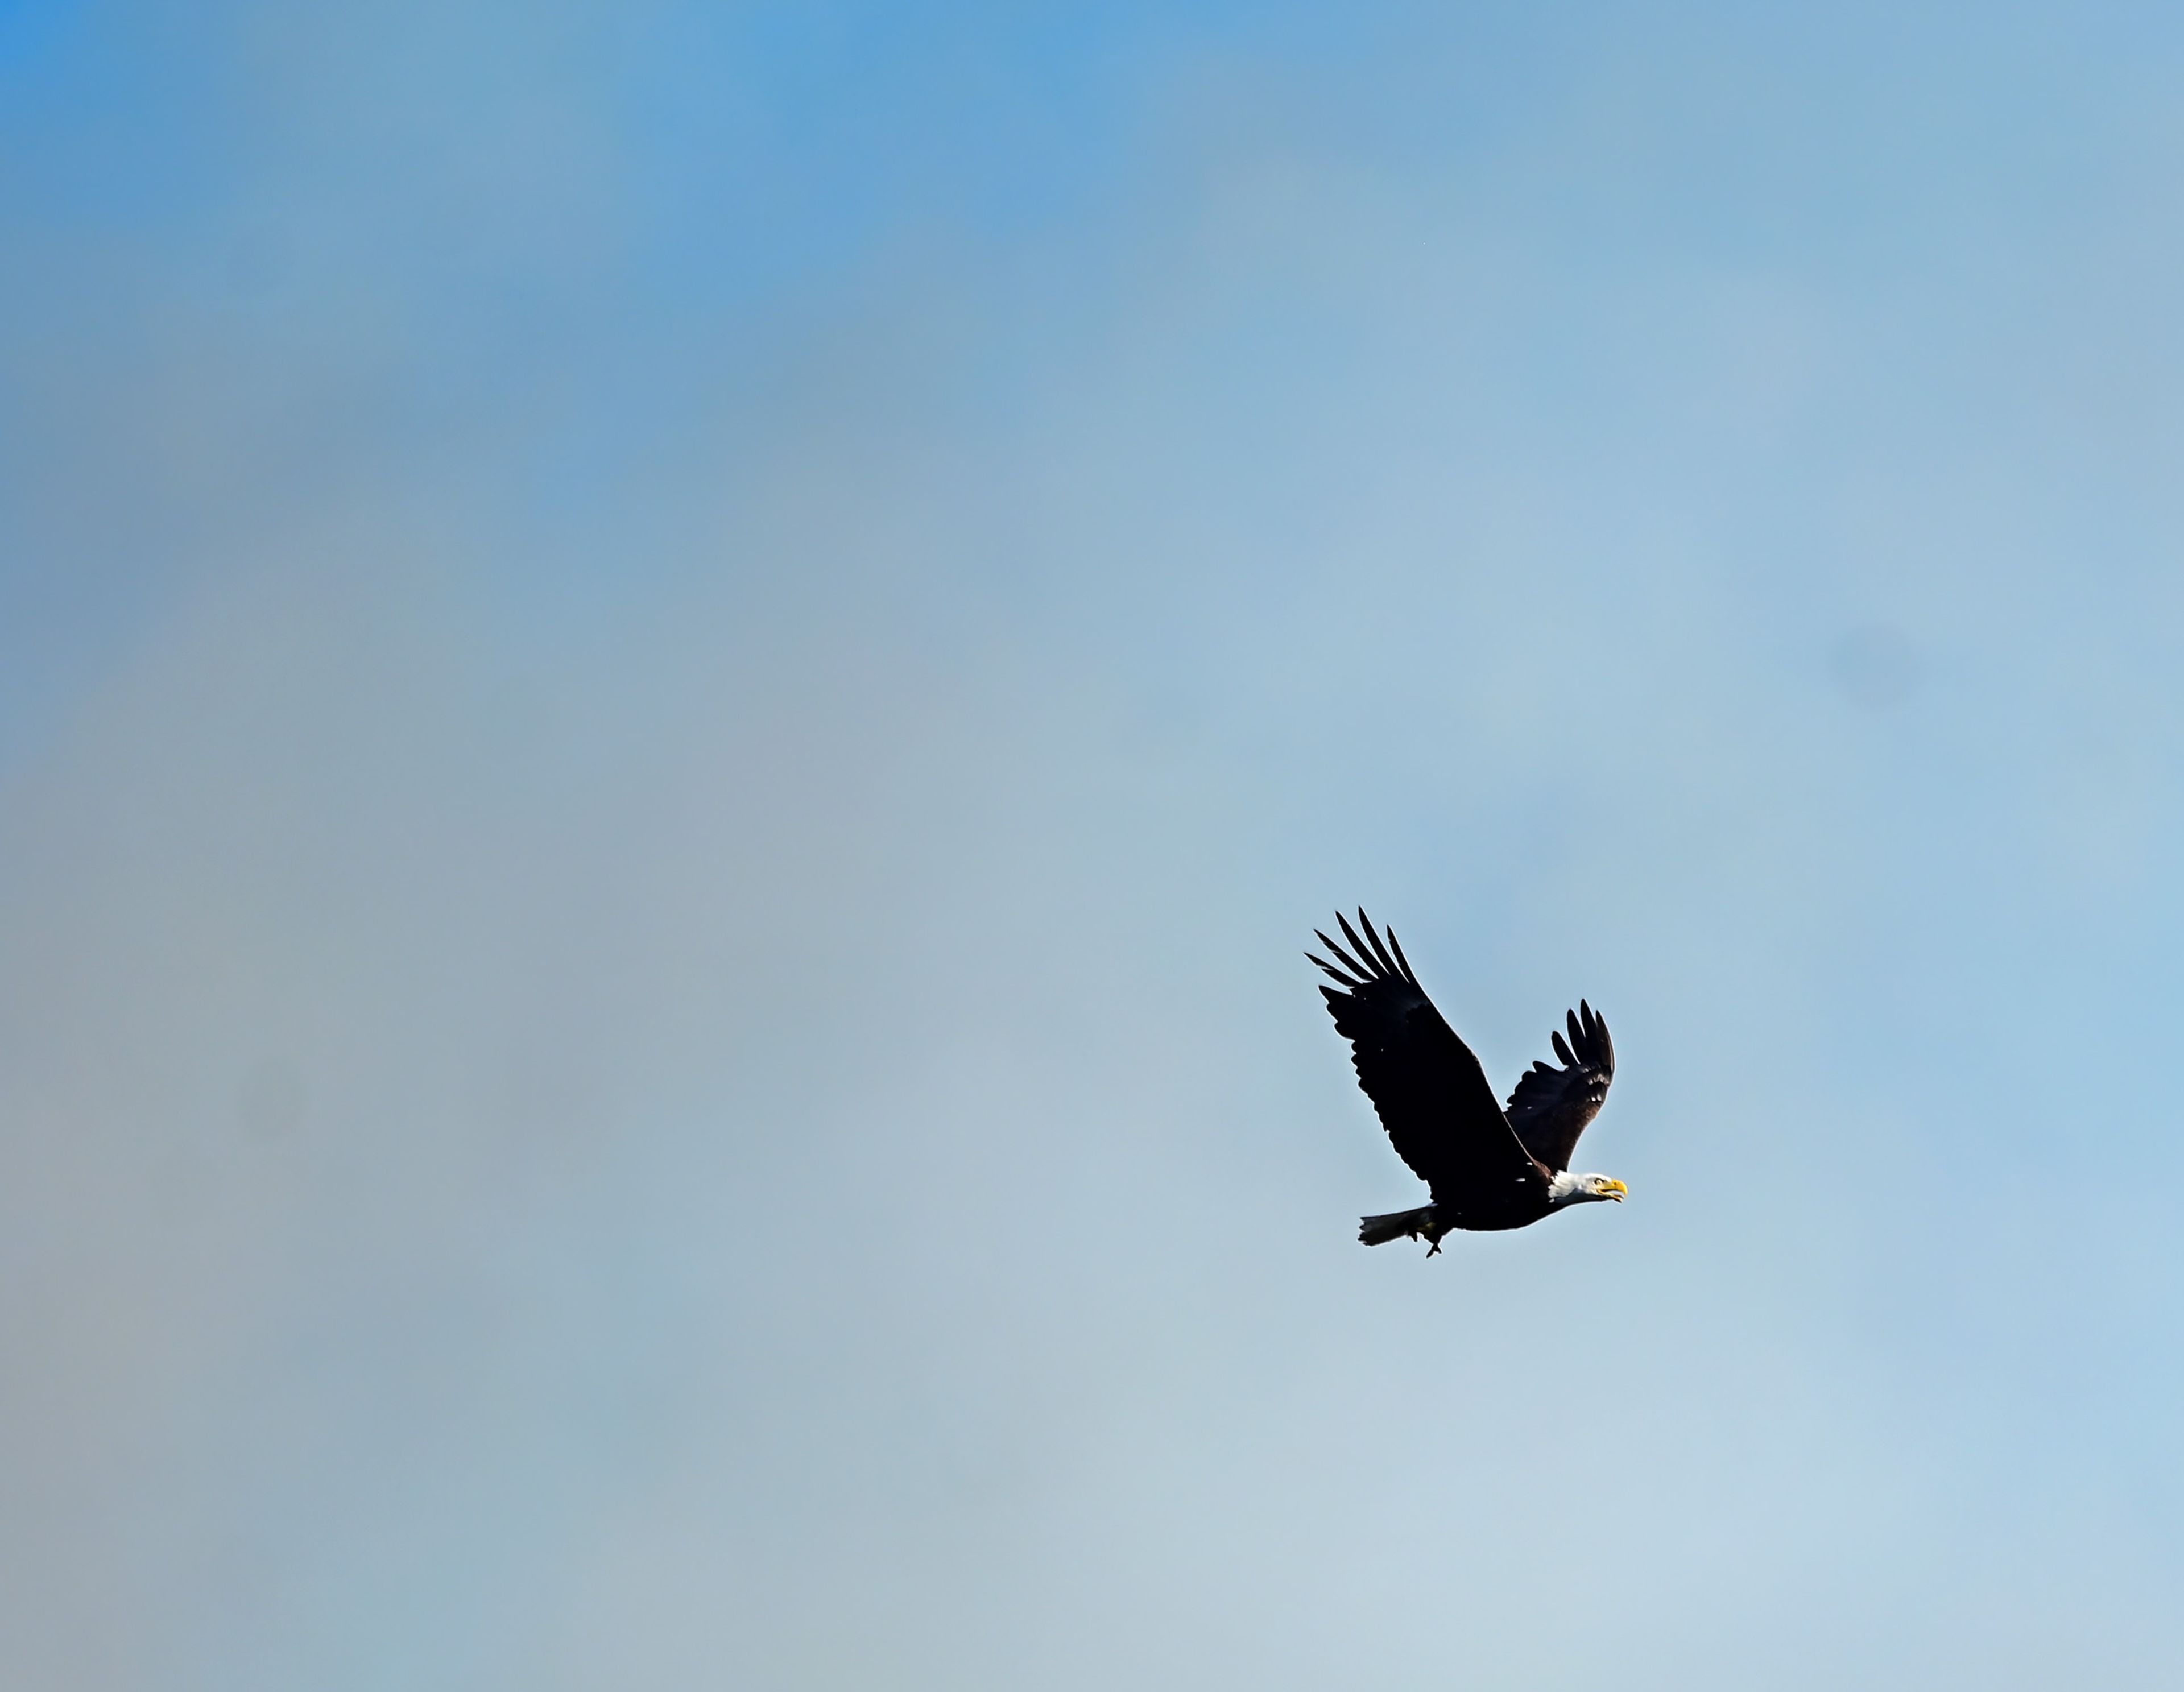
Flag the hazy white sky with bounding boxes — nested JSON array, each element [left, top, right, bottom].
[[5, 3, 2183, 1687]]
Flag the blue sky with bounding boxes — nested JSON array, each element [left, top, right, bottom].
[[4, 4, 2184, 1688]]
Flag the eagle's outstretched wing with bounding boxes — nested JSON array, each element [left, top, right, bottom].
[[1503, 1000, 1615, 1173], [1309, 911, 1544, 1202]]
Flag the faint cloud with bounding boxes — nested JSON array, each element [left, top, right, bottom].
[[1829, 622, 1922, 709], [236, 1057, 307, 1140]]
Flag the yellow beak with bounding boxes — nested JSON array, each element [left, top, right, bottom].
[[1600, 1179, 1628, 1201]]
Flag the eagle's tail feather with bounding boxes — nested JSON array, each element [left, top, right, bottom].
[[1359, 1206, 1438, 1248]]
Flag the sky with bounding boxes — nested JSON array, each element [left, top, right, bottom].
[[4, 2, 2184, 1687]]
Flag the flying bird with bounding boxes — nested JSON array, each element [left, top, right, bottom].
[[1309, 910, 1625, 1255]]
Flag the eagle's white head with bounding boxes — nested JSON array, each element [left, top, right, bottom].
[[1547, 1170, 1628, 1207]]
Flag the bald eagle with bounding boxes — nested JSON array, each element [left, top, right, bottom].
[[1309, 911, 1625, 1255]]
